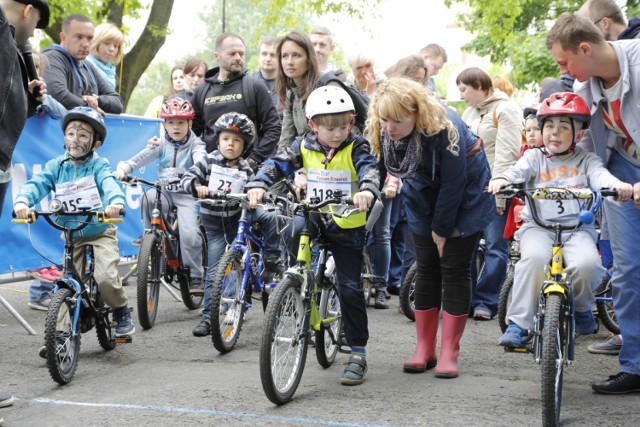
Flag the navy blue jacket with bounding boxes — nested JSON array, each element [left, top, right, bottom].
[[402, 109, 495, 238]]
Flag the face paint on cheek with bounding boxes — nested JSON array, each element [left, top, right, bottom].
[[65, 123, 95, 155]]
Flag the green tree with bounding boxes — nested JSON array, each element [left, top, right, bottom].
[[445, 0, 640, 88]]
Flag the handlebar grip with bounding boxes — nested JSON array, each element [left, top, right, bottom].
[[12, 218, 33, 224], [102, 218, 124, 224], [600, 188, 618, 198]]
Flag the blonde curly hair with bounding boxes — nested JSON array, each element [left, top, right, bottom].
[[366, 77, 458, 159]]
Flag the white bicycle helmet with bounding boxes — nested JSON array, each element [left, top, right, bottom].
[[305, 86, 355, 119]]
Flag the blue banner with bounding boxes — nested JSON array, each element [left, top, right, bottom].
[[1, 114, 162, 274]]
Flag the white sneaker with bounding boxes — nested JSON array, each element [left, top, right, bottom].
[[28, 298, 51, 311]]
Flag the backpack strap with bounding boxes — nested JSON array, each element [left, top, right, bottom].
[[242, 74, 257, 124]]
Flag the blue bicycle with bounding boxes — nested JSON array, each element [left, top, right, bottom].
[[13, 199, 129, 384], [204, 191, 292, 353]]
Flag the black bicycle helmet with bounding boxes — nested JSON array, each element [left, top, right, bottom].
[[61, 106, 107, 144], [213, 112, 255, 156]]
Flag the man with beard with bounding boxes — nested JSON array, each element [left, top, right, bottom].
[[190, 33, 281, 170]]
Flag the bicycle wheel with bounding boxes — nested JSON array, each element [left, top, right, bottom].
[[210, 250, 246, 353], [260, 275, 309, 405], [595, 275, 620, 334], [44, 288, 81, 384], [95, 292, 116, 351], [400, 261, 416, 321], [540, 293, 566, 427], [361, 250, 373, 307], [497, 264, 515, 333], [136, 233, 163, 330], [315, 283, 342, 368], [179, 228, 206, 310]]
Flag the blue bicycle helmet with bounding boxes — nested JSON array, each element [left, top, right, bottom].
[[61, 107, 107, 144]]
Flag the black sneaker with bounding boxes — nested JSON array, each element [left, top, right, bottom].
[[592, 372, 640, 394], [374, 289, 389, 309], [192, 319, 210, 337], [262, 258, 284, 282]]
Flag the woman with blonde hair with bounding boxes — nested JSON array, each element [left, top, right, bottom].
[[87, 22, 125, 90], [367, 77, 494, 378]]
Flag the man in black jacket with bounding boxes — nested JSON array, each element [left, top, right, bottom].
[[0, 0, 49, 413], [190, 33, 281, 170], [0, 0, 48, 217], [42, 14, 123, 114]]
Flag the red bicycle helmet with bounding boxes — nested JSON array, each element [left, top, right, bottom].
[[160, 97, 195, 119], [537, 92, 590, 129]]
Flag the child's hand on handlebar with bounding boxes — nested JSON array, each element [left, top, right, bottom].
[[247, 188, 265, 209], [13, 202, 30, 219], [105, 204, 124, 218], [487, 178, 509, 194], [195, 185, 209, 199], [615, 182, 633, 203], [113, 169, 126, 181], [353, 190, 374, 212]]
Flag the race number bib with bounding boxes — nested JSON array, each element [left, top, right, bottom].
[[157, 166, 184, 192], [306, 169, 352, 202], [537, 177, 587, 221], [207, 164, 248, 193], [55, 176, 102, 212]]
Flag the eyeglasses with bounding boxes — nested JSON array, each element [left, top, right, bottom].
[[593, 15, 610, 26]]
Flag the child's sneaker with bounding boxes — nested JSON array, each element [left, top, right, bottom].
[[340, 353, 367, 386], [262, 258, 284, 282], [498, 323, 528, 347], [28, 298, 51, 311], [114, 306, 135, 336], [189, 277, 204, 295], [575, 310, 598, 335]]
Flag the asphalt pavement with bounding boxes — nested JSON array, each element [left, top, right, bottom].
[[1, 275, 638, 426]]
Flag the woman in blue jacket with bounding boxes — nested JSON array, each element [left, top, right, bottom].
[[367, 77, 494, 378]]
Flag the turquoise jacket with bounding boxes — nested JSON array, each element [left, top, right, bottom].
[[15, 152, 125, 237]]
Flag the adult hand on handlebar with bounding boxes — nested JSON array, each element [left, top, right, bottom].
[[13, 202, 30, 219], [247, 188, 265, 209], [353, 190, 374, 212]]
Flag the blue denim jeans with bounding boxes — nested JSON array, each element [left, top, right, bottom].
[[367, 196, 393, 282], [29, 280, 53, 302], [471, 209, 508, 315], [200, 207, 279, 321], [388, 196, 412, 286], [605, 152, 640, 375]]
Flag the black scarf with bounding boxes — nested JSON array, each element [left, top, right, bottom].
[[382, 132, 420, 178]]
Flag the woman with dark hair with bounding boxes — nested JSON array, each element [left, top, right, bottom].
[[456, 66, 523, 321], [144, 65, 185, 118], [183, 57, 208, 92]]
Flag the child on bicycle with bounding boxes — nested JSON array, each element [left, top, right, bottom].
[[488, 92, 633, 347], [13, 106, 135, 336], [180, 112, 282, 338], [114, 98, 207, 294], [246, 86, 380, 386]]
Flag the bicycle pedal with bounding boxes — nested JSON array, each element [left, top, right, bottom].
[[503, 346, 530, 353], [114, 335, 133, 344]]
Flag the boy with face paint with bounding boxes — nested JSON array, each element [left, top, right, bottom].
[[13, 106, 135, 338], [487, 93, 633, 348], [180, 112, 282, 337], [114, 98, 207, 295]]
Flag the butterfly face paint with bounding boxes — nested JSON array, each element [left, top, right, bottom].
[[64, 120, 95, 158]]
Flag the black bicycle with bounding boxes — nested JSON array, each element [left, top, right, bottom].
[[13, 199, 130, 384], [122, 175, 207, 329]]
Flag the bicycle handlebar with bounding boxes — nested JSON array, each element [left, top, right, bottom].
[[12, 208, 125, 229], [121, 174, 181, 188]]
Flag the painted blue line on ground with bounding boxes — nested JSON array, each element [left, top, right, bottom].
[[24, 397, 391, 427]]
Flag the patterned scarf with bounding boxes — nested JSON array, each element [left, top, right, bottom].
[[382, 131, 420, 178]]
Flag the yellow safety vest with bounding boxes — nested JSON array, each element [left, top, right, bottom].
[[301, 141, 366, 229]]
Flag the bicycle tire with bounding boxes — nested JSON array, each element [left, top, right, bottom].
[[136, 234, 163, 330], [497, 265, 515, 333], [260, 275, 309, 405], [595, 276, 620, 335], [315, 283, 342, 368], [540, 293, 565, 427], [179, 228, 207, 310], [95, 292, 116, 351], [400, 262, 416, 321], [44, 288, 81, 384], [210, 250, 246, 353], [361, 250, 373, 307]]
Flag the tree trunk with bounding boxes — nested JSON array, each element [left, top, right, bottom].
[[120, 0, 175, 109]]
